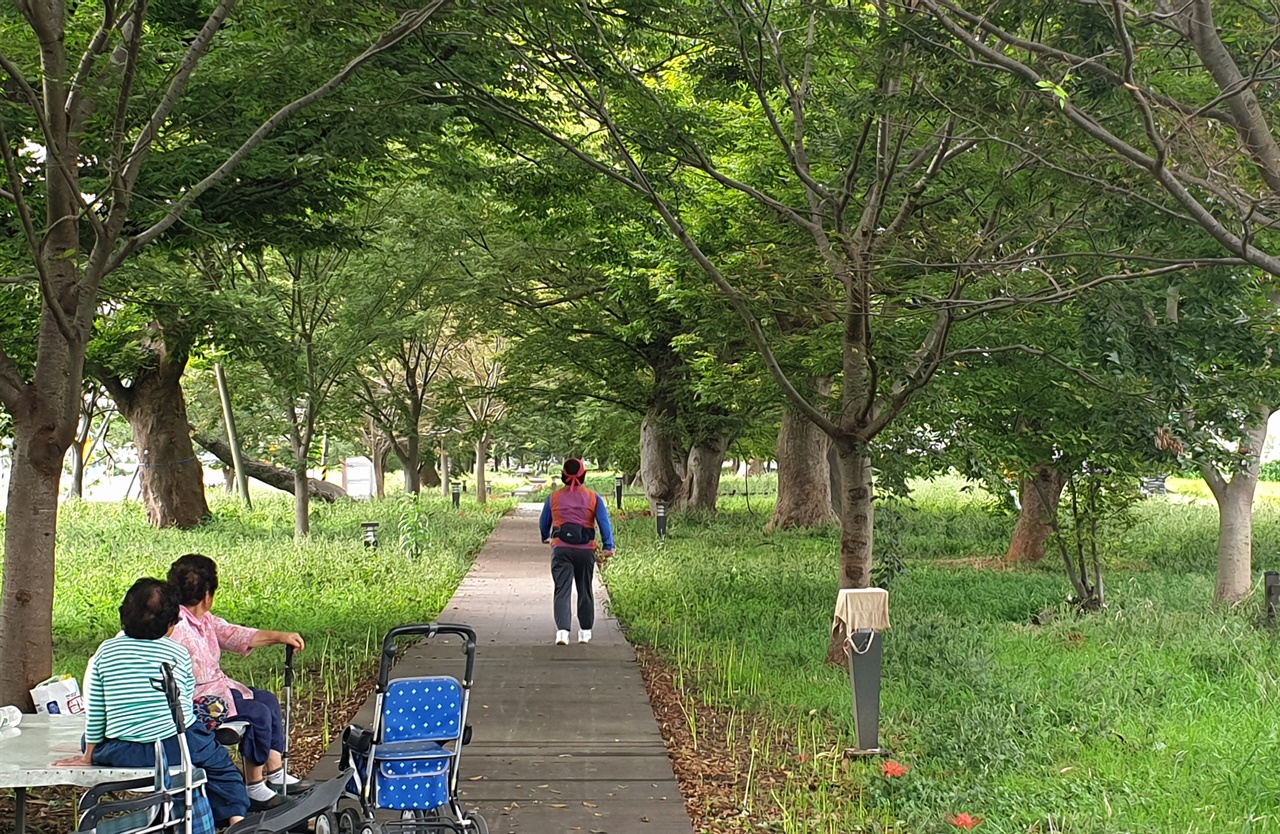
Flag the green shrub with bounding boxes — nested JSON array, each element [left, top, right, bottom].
[[605, 480, 1280, 832], [1, 492, 509, 739]]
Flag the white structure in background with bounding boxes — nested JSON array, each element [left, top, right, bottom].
[[1262, 411, 1280, 465], [342, 457, 375, 498]]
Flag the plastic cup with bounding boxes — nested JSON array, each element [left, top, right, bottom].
[[0, 705, 22, 729]]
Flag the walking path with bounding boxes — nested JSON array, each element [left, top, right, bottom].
[[312, 504, 694, 834]]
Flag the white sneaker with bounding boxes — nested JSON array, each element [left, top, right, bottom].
[[555, 630, 570, 645], [578, 629, 592, 644]]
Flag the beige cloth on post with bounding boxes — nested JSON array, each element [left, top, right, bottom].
[[832, 588, 890, 650]]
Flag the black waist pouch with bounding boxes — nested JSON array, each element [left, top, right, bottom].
[[555, 522, 595, 545]]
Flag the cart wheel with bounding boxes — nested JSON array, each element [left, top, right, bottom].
[[464, 812, 488, 834], [313, 812, 338, 834], [337, 808, 363, 834], [400, 810, 436, 834]]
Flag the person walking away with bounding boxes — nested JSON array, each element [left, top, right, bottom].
[[539, 458, 615, 645]]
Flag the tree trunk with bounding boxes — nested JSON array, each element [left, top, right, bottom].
[[440, 448, 451, 497], [640, 404, 681, 511], [222, 466, 235, 493], [826, 442, 842, 521], [0, 410, 65, 708], [107, 364, 209, 529], [0, 33, 87, 705], [215, 363, 251, 508], [395, 434, 421, 495], [682, 434, 730, 512], [290, 421, 313, 538], [826, 441, 875, 665], [370, 443, 389, 500], [769, 410, 838, 530], [1204, 412, 1268, 603], [746, 458, 764, 477], [294, 462, 310, 537], [193, 432, 346, 502], [422, 450, 442, 488], [475, 434, 490, 505], [1005, 464, 1066, 564]]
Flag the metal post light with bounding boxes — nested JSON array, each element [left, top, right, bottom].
[[1267, 571, 1280, 623], [361, 522, 380, 548], [451, 481, 462, 509], [655, 501, 668, 539], [615, 476, 624, 511]]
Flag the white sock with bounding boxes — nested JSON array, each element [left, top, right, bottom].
[[248, 781, 276, 802], [266, 768, 284, 782]]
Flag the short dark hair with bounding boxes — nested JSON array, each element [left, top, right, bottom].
[[167, 553, 219, 607], [120, 578, 180, 640]]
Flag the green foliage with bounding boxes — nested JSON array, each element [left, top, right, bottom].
[[0, 492, 508, 723], [605, 478, 1280, 831]]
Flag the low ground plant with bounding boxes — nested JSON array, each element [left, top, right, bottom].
[[605, 476, 1280, 833], [0, 491, 508, 745]]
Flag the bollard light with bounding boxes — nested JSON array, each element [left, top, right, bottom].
[[361, 522, 380, 548], [1267, 571, 1280, 622], [836, 588, 890, 756], [615, 476, 624, 511], [451, 481, 462, 509], [656, 501, 668, 539]]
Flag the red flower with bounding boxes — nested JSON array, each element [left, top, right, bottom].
[[947, 813, 982, 829], [881, 760, 909, 778], [796, 754, 811, 763]]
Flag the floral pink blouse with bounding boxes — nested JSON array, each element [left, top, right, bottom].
[[170, 605, 260, 715]]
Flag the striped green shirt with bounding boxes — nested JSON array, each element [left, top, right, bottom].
[[84, 634, 195, 744]]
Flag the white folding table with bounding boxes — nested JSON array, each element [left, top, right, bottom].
[[0, 715, 150, 834]]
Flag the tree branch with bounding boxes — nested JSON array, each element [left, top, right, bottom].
[[0, 49, 52, 147], [1181, 0, 1280, 196], [918, 0, 1280, 279], [66, 0, 122, 127], [110, 0, 452, 269], [0, 121, 77, 344], [118, 0, 240, 195]]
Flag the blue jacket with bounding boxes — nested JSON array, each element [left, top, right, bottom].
[[540, 488, 615, 551]]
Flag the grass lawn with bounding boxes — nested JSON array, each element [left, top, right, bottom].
[[1, 491, 509, 749], [602, 475, 1280, 833]]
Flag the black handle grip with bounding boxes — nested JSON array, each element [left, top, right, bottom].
[[284, 645, 295, 687], [378, 623, 477, 689]]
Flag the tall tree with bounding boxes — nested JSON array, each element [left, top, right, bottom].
[[448, 336, 508, 504], [452, 0, 1226, 658], [915, 0, 1280, 602], [0, 0, 450, 705]]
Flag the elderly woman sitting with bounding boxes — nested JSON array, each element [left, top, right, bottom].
[[54, 578, 251, 826], [167, 553, 309, 806]]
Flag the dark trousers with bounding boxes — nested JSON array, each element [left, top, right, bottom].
[[551, 546, 596, 631], [231, 687, 284, 767], [93, 723, 250, 824]]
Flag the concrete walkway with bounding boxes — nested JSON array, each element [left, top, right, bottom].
[[312, 504, 694, 834]]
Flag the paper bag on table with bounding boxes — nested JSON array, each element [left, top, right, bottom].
[[31, 674, 84, 716]]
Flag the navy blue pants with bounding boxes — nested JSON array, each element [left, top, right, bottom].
[[231, 687, 284, 767], [93, 723, 250, 824], [551, 546, 596, 631]]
